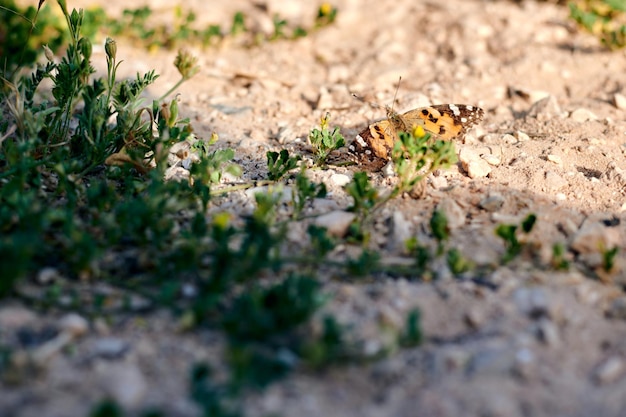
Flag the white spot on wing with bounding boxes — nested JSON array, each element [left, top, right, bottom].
[[448, 104, 460, 116], [355, 134, 368, 147]]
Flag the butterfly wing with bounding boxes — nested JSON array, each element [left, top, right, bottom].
[[350, 119, 396, 170], [401, 104, 484, 140]]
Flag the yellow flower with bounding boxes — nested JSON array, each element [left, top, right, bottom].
[[412, 125, 426, 138]]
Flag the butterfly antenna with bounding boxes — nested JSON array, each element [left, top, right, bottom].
[[390, 76, 402, 113], [352, 93, 383, 110]]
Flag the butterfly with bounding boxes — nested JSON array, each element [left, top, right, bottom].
[[350, 103, 484, 170]]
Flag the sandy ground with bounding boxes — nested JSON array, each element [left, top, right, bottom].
[[2, 0, 626, 416]]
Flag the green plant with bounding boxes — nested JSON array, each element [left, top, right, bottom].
[[0, 0, 66, 77], [406, 237, 431, 278], [602, 246, 619, 272], [347, 249, 380, 277], [266, 149, 300, 180], [308, 112, 345, 166], [315, 3, 338, 27], [292, 170, 327, 218], [307, 224, 336, 258], [446, 248, 473, 275], [495, 213, 537, 263], [82, 4, 339, 51], [192, 133, 241, 186], [89, 400, 124, 417], [390, 127, 457, 199], [399, 309, 423, 347], [230, 11, 246, 36], [221, 275, 324, 344], [0, 2, 207, 290], [570, 0, 626, 49], [345, 127, 458, 242], [0, 4, 347, 417], [346, 172, 380, 217], [191, 364, 240, 417], [551, 243, 570, 271], [430, 209, 449, 256], [221, 274, 326, 388], [300, 315, 346, 367]]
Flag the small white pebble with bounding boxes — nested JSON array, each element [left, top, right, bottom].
[[329, 173, 351, 187], [547, 154, 562, 165], [59, 314, 89, 337], [515, 131, 530, 142]]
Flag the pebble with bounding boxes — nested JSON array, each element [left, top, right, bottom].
[[514, 130, 530, 142], [37, 267, 60, 285], [98, 363, 148, 407], [574, 283, 600, 306], [613, 93, 626, 110], [536, 318, 560, 346], [464, 308, 485, 329], [329, 173, 351, 187], [528, 90, 551, 103], [276, 125, 295, 144], [593, 356, 624, 385], [513, 287, 554, 319], [546, 154, 562, 165], [569, 108, 598, 122], [437, 198, 466, 229], [500, 134, 517, 145], [314, 210, 356, 237], [317, 87, 334, 110], [32, 332, 73, 365], [92, 337, 130, 359], [466, 159, 492, 178], [570, 222, 620, 255], [509, 87, 550, 103], [512, 348, 535, 380], [481, 133, 503, 144], [0, 306, 37, 329], [442, 347, 471, 370], [245, 186, 292, 203], [381, 161, 395, 178], [544, 171, 568, 191], [603, 162, 626, 187], [389, 211, 413, 252], [311, 198, 340, 213], [468, 347, 514, 376], [526, 95, 562, 121], [328, 65, 350, 83], [605, 297, 626, 320], [459, 147, 491, 178], [479, 194, 505, 212], [408, 180, 426, 199], [430, 175, 448, 189], [58, 314, 89, 337], [169, 141, 191, 158], [378, 304, 403, 329], [482, 154, 501, 166], [164, 166, 190, 182]]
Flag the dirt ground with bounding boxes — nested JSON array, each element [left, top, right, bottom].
[[2, 0, 626, 416]]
